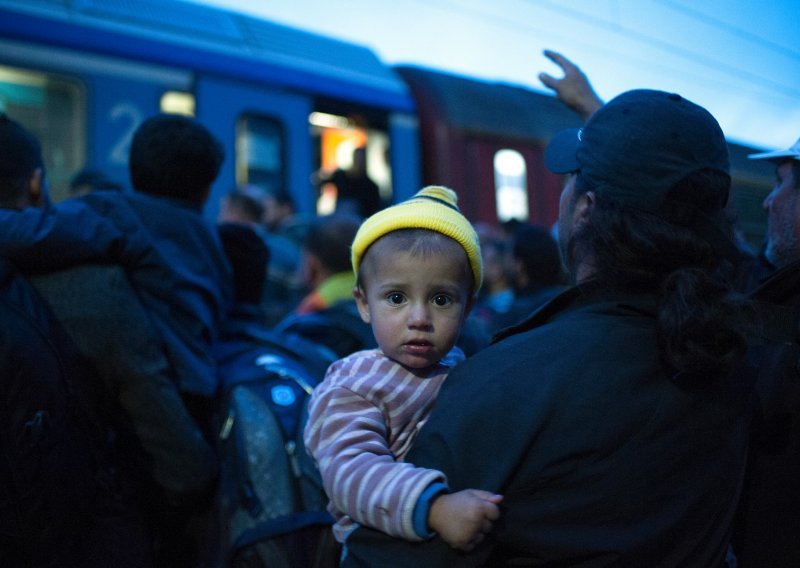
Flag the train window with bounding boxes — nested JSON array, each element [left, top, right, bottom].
[[236, 114, 284, 195], [0, 65, 85, 202], [160, 91, 195, 116], [494, 149, 529, 222], [310, 111, 391, 215]]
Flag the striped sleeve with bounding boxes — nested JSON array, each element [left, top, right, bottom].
[[304, 356, 446, 540]]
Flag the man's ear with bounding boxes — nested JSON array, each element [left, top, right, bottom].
[[573, 190, 596, 229], [353, 285, 371, 324], [26, 168, 44, 207]]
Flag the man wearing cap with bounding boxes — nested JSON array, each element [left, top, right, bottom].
[[342, 91, 752, 566], [729, 139, 800, 566]]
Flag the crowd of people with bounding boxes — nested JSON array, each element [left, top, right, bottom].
[[1, 47, 799, 568]]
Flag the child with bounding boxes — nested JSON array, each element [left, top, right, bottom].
[[304, 185, 503, 552]]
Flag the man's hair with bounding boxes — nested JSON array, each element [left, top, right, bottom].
[[304, 212, 362, 275], [358, 229, 472, 293], [792, 161, 800, 190], [512, 224, 563, 291], [129, 114, 224, 204], [218, 222, 269, 304], [566, 169, 748, 378], [224, 187, 265, 223]]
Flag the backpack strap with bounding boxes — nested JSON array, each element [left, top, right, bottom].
[[233, 511, 334, 551]]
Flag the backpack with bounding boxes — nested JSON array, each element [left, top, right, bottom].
[[213, 319, 339, 568], [0, 261, 117, 566], [274, 302, 376, 359]]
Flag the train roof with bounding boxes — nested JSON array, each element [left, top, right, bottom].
[[0, 0, 414, 112], [396, 65, 583, 142]]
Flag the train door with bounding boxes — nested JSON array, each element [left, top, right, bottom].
[[195, 76, 312, 222], [308, 109, 392, 216]]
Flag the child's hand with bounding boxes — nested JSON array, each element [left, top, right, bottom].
[[428, 489, 503, 551]]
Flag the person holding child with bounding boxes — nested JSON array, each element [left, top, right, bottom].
[[341, 91, 754, 566], [304, 186, 503, 558]]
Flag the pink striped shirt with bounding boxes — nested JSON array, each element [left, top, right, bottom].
[[304, 347, 464, 542]]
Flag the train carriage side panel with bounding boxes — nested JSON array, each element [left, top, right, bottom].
[[396, 65, 582, 227], [0, 0, 418, 214], [387, 112, 422, 203], [195, 76, 313, 221]]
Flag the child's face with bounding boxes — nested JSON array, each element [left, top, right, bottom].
[[355, 249, 473, 369]]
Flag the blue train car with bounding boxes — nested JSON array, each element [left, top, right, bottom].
[[0, 0, 772, 246], [0, 0, 420, 219]]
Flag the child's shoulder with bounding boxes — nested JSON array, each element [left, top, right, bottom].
[[327, 348, 388, 375], [319, 348, 394, 388]]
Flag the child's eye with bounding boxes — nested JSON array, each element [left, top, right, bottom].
[[432, 294, 452, 307], [387, 292, 405, 305]]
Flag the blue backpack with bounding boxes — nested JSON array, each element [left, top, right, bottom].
[[213, 320, 338, 568]]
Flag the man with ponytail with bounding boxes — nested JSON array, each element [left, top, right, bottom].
[[342, 90, 753, 567]]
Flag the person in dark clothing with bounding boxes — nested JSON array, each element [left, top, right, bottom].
[[0, 114, 156, 566], [729, 139, 800, 567], [0, 113, 229, 566], [329, 146, 382, 218], [219, 185, 304, 326], [487, 224, 565, 334], [0, 113, 233, 401], [540, 49, 800, 566], [342, 90, 753, 566]]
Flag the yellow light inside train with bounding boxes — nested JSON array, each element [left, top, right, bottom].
[[160, 91, 195, 116], [309, 111, 350, 129], [0, 66, 46, 87]]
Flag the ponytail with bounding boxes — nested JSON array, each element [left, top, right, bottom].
[[657, 267, 747, 377], [569, 169, 749, 379]]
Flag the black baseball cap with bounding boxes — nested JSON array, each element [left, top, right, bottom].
[[544, 89, 730, 213], [0, 113, 43, 180]]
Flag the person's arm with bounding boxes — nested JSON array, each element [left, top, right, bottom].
[[0, 200, 132, 271], [304, 378, 446, 541], [538, 49, 603, 121]]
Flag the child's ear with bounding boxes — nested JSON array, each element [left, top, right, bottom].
[[353, 285, 371, 324]]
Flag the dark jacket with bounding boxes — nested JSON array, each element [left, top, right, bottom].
[[0, 260, 153, 567], [732, 259, 800, 567], [0, 191, 233, 397], [30, 265, 218, 499], [345, 285, 753, 567]]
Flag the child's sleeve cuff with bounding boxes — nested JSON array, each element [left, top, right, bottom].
[[412, 481, 449, 539]]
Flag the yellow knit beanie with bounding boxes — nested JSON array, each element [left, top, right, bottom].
[[351, 185, 483, 290]]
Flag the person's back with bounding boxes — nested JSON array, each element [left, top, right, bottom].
[[330, 147, 381, 218], [342, 90, 753, 566], [0, 113, 233, 400], [0, 257, 155, 567], [219, 185, 303, 326], [0, 113, 225, 565]]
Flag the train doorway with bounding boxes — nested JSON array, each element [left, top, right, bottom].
[[309, 110, 391, 217]]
